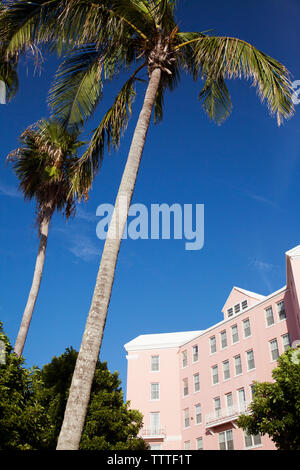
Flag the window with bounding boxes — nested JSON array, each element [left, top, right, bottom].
[[243, 318, 251, 337], [150, 412, 160, 432], [210, 336, 216, 354], [182, 350, 188, 368], [282, 333, 291, 351], [150, 443, 162, 450], [151, 355, 160, 371], [212, 365, 219, 384], [192, 345, 199, 362], [194, 373, 200, 392], [244, 432, 262, 448], [226, 393, 233, 413], [242, 300, 248, 310], [220, 330, 227, 348], [195, 404, 202, 424], [277, 301, 286, 320], [184, 441, 191, 450], [227, 307, 233, 318], [219, 430, 234, 450], [196, 437, 203, 450], [223, 360, 230, 380], [183, 378, 189, 397], [270, 339, 279, 361], [234, 355, 242, 375], [234, 303, 241, 314], [214, 397, 221, 418], [184, 408, 190, 428], [265, 306, 274, 326], [247, 349, 255, 370], [150, 383, 160, 400], [250, 384, 256, 399], [232, 324, 239, 344], [238, 388, 246, 412]]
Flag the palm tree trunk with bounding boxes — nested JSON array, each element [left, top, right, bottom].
[[14, 209, 52, 357], [56, 67, 162, 450]]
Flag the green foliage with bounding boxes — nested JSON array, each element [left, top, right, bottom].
[[0, 324, 148, 450], [0, 322, 51, 450], [237, 346, 300, 450], [8, 118, 86, 228], [1, 0, 295, 189]]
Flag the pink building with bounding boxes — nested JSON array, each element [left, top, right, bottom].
[[124, 245, 300, 450]]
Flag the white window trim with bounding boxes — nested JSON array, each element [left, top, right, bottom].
[[150, 355, 160, 372], [150, 383, 160, 401], [246, 349, 256, 371]]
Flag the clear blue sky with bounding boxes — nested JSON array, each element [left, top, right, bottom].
[[1, 0, 300, 395]]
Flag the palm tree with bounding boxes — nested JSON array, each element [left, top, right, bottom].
[[2, 0, 295, 449], [0, 2, 18, 102], [8, 119, 85, 357]]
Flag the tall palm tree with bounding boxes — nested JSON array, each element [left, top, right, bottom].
[[1, 0, 295, 449], [0, 2, 18, 102], [8, 119, 85, 357]]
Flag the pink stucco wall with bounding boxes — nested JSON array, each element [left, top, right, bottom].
[[125, 247, 300, 450]]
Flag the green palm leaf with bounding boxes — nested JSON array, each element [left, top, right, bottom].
[[49, 46, 104, 126]]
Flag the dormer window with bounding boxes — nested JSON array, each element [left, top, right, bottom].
[[234, 304, 240, 314], [227, 308, 233, 318], [241, 300, 248, 310]]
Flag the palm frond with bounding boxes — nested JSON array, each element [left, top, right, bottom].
[[191, 36, 294, 125], [198, 76, 232, 125], [72, 64, 146, 195], [49, 46, 104, 127]]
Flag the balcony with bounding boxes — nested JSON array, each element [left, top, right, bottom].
[[140, 426, 167, 439], [205, 402, 251, 430]]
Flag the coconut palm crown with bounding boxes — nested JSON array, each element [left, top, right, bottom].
[[1, 1, 295, 180], [9, 118, 85, 227]]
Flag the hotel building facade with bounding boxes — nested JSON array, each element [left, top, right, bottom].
[[124, 245, 300, 450]]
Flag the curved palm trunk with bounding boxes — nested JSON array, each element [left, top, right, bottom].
[[14, 209, 52, 357], [56, 67, 162, 450]]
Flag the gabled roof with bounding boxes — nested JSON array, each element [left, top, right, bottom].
[[124, 330, 203, 352], [233, 286, 266, 301], [286, 245, 300, 258]]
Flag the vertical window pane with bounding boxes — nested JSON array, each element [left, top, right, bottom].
[[150, 412, 160, 431], [270, 339, 279, 361], [232, 325, 239, 343], [184, 441, 190, 450], [151, 355, 159, 371], [253, 434, 262, 446], [194, 373, 200, 392], [226, 430, 234, 450], [226, 393, 233, 412], [195, 404, 202, 424], [219, 432, 226, 450], [244, 432, 252, 448], [212, 365, 219, 384], [151, 383, 159, 400], [193, 345, 199, 362], [235, 355, 242, 375], [247, 350, 255, 370], [234, 304, 240, 314], [183, 378, 189, 396], [277, 301, 286, 320], [214, 397, 221, 417], [221, 330, 227, 348], [282, 333, 291, 351], [223, 360, 230, 380], [238, 388, 246, 411], [182, 350, 187, 367], [196, 437, 203, 450], [265, 307, 274, 326], [184, 408, 190, 428], [227, 308, 233, 318], [210, 336, 216, 354], [242, 300, 248, 310], [243, 318, 251, 337]]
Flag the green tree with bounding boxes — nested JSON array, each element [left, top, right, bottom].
[[237, 346, 300, 450], [1, 0, 295, 448], [8, 119, 85, 357], [0, 322, 50, 450], [0, 2, 18, 102], [33, 347, 148, 450]]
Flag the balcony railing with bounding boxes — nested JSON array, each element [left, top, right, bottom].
[[140, 426, 167, 439], [205, 402, 251, 428]]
